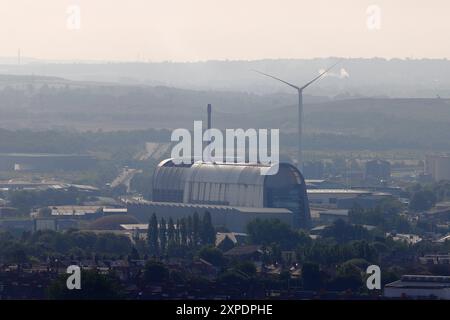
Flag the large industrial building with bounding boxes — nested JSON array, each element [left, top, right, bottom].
[[127, 159, 311, 232]]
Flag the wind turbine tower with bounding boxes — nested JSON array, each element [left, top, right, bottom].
[[254, 62, 339, 171]]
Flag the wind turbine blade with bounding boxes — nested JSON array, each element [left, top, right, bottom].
[[300, 61, 340, 90], [252, 69, 300, 90]]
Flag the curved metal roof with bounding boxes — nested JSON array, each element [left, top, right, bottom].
[[152, 159, 195, 191], [186, 162, 266, 186], [152, 160, 304, 207], [153, 160, 269, 190], [151, 159, 310, 228]]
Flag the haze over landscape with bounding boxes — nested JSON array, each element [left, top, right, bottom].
[[3, 0, 450, 303], [1, 58, 450, 153], [2, 0, 450, 146]]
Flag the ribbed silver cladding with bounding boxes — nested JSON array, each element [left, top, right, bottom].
[[153, 160, 267, 207], [151, 159, 311, 228], [184, 162, 266, 207]]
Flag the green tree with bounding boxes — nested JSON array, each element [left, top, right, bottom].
[[217, 271, 250, 293], [159, 217, 167, 255], [148, 214, 159, 256], [143, 260, 169, 283], [47, 270, 124, 300], [247, 218, 310, 250], [199, 246, 225, 267], [201, 211, 216, 245], [410, 190, 437, 211], [174, 219, 180, 245], [234, 261, 257, 277], [167, 217, 175, 244], [193, 212, 200, 246], [129, 246, 140, 260], [218, 236, 235, 252], [180, 218, 187, 246], [187, 216, 193, 245], [329, 262, 363, 292], [322, 219, 372, 243], [301, 262, 323, 291]]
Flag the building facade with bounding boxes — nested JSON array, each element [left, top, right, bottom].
[[384, 275, 450, 300], [127, 160, 311, 231]]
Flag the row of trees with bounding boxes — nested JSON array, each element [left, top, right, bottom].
[[147, 211, 216, 256], [0, 229, 133, 264], [348, 199, 411, 233]]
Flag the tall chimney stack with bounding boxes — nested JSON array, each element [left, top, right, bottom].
[[207, 103, 212, 130], [204, 104, 213, 163]]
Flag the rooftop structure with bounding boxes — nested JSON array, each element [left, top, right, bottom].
[[50, 206, 102, 217], [307, 188, 391, 209], [384, 275, 450, 300], [419, 254, 450, 265]]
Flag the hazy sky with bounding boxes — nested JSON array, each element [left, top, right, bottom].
[[2, 0, 450, 62]]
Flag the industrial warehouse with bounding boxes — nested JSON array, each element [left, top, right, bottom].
[[127, 159, 311, 232]]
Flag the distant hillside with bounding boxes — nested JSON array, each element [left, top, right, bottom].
[[2, 58, 450, 97], [1, 75, 450, 151]]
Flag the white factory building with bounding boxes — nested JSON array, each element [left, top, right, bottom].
[[127, 159, 311, 232]]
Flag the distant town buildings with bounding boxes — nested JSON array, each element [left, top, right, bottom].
[[387, 233, 422, 245], [365, 159, 391, 181], [426, 154, 450, 182]]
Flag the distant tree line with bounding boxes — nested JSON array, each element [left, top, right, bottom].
[[0, 229, 132, 264], [6, 188, 95, 216], [408, 181, 450, 212], [0, 127, 170, 154]]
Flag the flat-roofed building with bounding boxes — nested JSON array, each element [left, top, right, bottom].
[[316, 209, 349, 223], [103, 208, 128, 215], [307, 189, 391, 209], [50, 205, 101, 216], [384, 275, 450, 300], [419, 254, 450, 265]]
